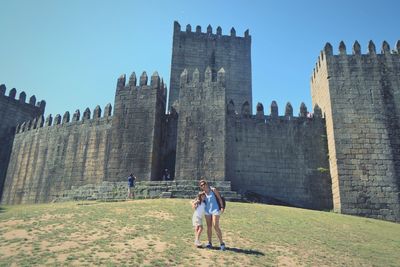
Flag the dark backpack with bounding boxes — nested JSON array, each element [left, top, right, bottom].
[[211, 187, 226, 210]]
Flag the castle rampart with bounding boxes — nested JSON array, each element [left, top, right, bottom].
[[1, 104, 113, 204], [169, 21, 252, 113], [226, 101, 332, 210], [0, 84, 45, 199], [311, 41, 400, 221]]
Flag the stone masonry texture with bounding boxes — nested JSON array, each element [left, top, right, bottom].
[[0, 85, 45, 198], [311, 41, 400, 222], [169, 22, 252, 113], [1, 22, 399, 222]]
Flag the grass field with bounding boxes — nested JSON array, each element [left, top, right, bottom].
[[0, 199, 399, 266]]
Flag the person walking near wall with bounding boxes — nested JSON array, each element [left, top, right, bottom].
[[199, 179, 225, 250], [127, 173, 136, 199]]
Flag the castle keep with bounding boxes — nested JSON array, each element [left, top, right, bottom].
[[0, 22, 399, 222]]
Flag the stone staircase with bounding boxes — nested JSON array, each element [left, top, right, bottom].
[[54, 180, 241, 202]]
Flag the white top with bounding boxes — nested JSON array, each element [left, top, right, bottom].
[[194, 202, 205, 218]]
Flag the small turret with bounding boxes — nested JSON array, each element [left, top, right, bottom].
[[216, 26, 222, 36], [104, 103, 112, 117], [93, 105, 102, 118], [83, 108, 91, 120], [382, 41, 390, 54], [0, 84, 5, 95], [37, 115, 44, 128], [45, 114, 53, 126], [186, 24, 191, 32], [29, 95, 36, 105], [72, 109, 80, 122], [205, 66, 212, 82], [140, 71, 148, 86], [62, 111, 70, 124], [368, 40, 376, 55], [9, 88, 16, 99], [207, 24, 212, 34], [270, 101, 278, 117], [54, 114, 61, 125], [300, 102, 307, 118], [19, 91, 26, 103], [324, 42, 333, 56], [217, 67, 225, 85], [117, 74, 126, 89], [192, 68, 200, 83], [230, 27, 236, 37], [352, 41, 361, 55], [256, 102, 264, 119], [242, 101, 251, 118], [313, 104, 322, 118], [129, 72, 136, 87], [339, 41, 346, 55], [285, 102, 293, 118], [151, 71, 160, 89]]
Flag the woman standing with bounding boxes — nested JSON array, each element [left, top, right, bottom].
[[199, 179, 225, 250]]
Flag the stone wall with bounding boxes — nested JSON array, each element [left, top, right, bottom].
[[106, 72, 167, 181], [54, 180, 240, 202], [169, 21, 252, 113], [311, 41, 400, 222], [174, 68, 227, 181], [1, 105, 113, 204], [226, 101, 332, 210], [0, 84, 45, 199]]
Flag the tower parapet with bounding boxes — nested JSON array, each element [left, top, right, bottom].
[[311, 40, 400, 222], [107, 70, 166, 182], [169, 21, 252, 114]]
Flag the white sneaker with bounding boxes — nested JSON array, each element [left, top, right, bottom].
[[194, 240, 202, 247]]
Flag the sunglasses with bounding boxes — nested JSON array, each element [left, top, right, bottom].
[[199, 183, 206, 187]]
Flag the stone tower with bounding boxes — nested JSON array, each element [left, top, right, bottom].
[[0, 85, 45, 198], [107, 72, 167, 181], [169, 21, 252, 113], [174, 67, 227, 180], [311, 41, 400, 222]]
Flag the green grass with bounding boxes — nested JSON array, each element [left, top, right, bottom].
[[0, 199, 399, 266]]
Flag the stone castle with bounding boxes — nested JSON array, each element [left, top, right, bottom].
[[0, 21, 399, 222]]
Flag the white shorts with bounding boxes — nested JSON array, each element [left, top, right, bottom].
[[192, 214, 203, 227], [205, 210, 221, 216]]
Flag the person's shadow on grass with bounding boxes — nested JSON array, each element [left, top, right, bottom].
[[202, 246, 264, 256]]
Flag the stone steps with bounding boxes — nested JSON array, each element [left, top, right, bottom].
[[54, 180, 241, 202]]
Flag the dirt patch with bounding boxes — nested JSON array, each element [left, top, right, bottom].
[[3, 229, 30, 240], [144, 211, 175, 221], [48, 241, 79, 252], [0, 220, 25, 228], [277, 255, 304, 267]]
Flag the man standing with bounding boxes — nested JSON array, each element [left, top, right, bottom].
[[127, 173, 136, 199]]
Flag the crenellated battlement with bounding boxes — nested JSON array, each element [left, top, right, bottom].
[[174, 21, 250, 40], [115, 71, 167, 99], [227, 99, 324, 123], [179, 67, 226, 86], [15, 103, 113, 134], [0, 84, 46, 112], [311, 40, 400, 83]]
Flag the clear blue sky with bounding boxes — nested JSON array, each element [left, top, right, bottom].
[[1, 0, 399, 117]]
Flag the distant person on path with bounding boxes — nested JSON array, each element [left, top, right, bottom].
[[127, 173, 136, 199], [162, 169, 171, 181], [199, 179, 225, 250], [191, 191, 206, 247]]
